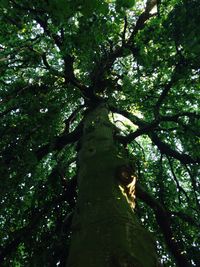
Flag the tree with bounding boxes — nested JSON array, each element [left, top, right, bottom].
[[0, 0, 199, 266]]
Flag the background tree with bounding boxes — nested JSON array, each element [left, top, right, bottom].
[[0, 0, 199, 266]]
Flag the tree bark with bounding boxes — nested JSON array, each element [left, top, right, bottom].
[[66, 104, 158, 267]]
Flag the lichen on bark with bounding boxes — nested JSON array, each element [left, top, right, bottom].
[[66, 104, 158, 267]]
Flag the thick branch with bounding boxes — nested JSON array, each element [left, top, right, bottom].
[[150, 133, 200, 164], [90, 1, 157, 93], [111, 107, 199, 164], [110, 106, 146, 127], [1, 114, 83, 166], [136, 184, 193, 267], [63, 105, 84, 133], [35, 16, 88, 94], [154, 80, 174, 116], [117, 122, 158, 145], [36, 121, 83, 160], [128, 0, 157, 43], [169, 211, 199, 228], [110, 106, 200, 164], [111, 106, 200, 127]]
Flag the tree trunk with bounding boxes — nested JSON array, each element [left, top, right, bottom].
[[66, 104, 158, 267]]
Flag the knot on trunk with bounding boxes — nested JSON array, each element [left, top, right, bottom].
[[116, 165, 136, 185]]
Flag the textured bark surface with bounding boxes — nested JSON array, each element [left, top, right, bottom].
[[66, 104, 158, 267]]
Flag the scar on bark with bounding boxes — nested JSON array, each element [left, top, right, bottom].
[[115, 164, 137, 209]]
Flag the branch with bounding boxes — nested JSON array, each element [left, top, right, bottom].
[[1, 112, 83, 166], [136, 183, 193, 267], [169, 211, 200, 228], [41, 52, 51, 69], [63, 54, 76, 84], [153, 59, 191, 118], [110, 105, 146, 127], [36, 121, 83, 160], [110, 107, 199, 164], [167, 156, 190, 203], [89, 1, 157, 92], [128, 1, 157, 43], [0, 196, 63, 263], [145, 0, 157, 13], [160, 112, 200, 122], [122, 16, 128, 45], [63, 105, 84, 133], [150, 133, 200, 164], [154, 80, 174, 116], [110, 106, 200, 128], [117, 122, 158, 145], [0, 171, 77, 264], [184, 164, 200, 210], [34, 16, 89, 95]]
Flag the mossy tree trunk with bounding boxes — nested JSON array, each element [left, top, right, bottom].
[[66, 104, 158, 267]]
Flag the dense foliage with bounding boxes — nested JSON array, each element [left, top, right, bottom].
[[0, 0, 199, 266]]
